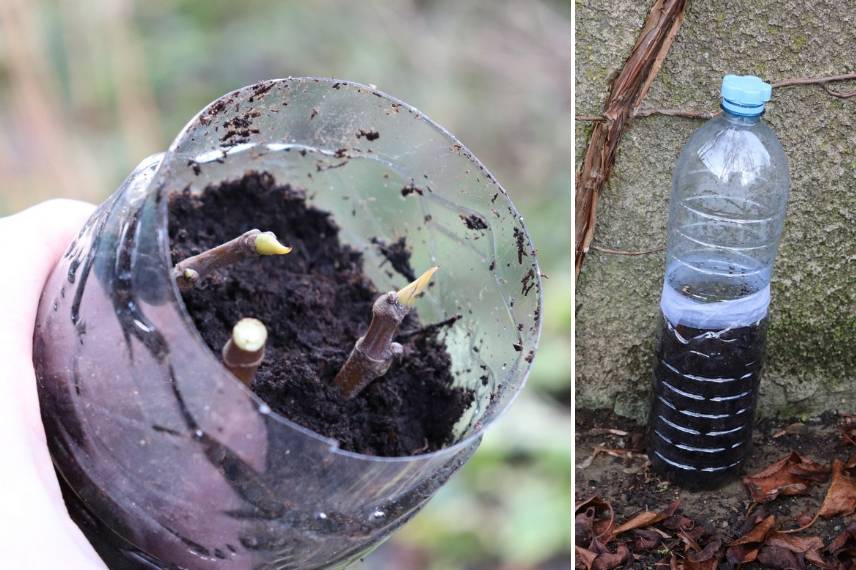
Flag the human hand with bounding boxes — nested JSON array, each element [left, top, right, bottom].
[[0, 200, 106, 568]]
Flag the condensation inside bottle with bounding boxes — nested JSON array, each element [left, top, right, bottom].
[[648, 76, 789, 489]]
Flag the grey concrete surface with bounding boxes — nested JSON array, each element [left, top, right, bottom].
[[575, 0, 856, 420]]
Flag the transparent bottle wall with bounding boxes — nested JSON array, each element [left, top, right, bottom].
[[649, 109, 789, 489], [34, 78, 541, 569]]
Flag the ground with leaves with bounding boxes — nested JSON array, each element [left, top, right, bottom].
[[576, 410, 856, 569]]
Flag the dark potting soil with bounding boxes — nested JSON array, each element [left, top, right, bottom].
[[168, 171, 472, 457], [648, 316, 769, 489]]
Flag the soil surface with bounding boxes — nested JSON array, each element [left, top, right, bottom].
[[169, 171, 472, 457], [576, 409, 856, 568]]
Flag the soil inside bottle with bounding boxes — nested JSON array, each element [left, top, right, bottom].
[[168, 171, 473, 457], [648, 314, 768, 489]]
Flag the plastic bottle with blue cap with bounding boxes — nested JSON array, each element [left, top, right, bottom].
[[647, 74, 790, 489]]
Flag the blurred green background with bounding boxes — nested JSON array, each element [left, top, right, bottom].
[[0, 1, 570, 568]]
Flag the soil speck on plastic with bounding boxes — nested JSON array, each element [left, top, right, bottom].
[[460, 214, 488, 230], [356, 129, 380, 141], [370, 236, 416, 281], [401, 181, 425, 197]]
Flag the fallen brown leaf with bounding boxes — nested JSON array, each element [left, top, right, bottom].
[[575, 496, 615, 541], [611, 500, 679, 537], [662, 512, 696, 532], [632, 528, 662, 551], [827, 522, 856, 565], [757, 545, 806, 569], [818, 459, 856, 519], [725, 514, 776, 566], [795, 512, 815, 527], [685, 538, 722, 570], [766, 532, 824, 554], [743, 452, 828, 503], [804, 548, 829, 569], [575, 545, 597, 570], [840, 416, 856, 447], [586, 428, 630, 437], [732, 514, 776, 545], [654, 554, 681, 570], [585, 539, 630, 570], [726, 544, 759, 566], [577, 445, 645, 469], [773, 422, 806, 439]]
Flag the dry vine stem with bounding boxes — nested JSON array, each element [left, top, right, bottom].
[[334, 266, 438, 399], [574, 0, 686, 280], [576, 73, 856, 123], [576, 69, 855, 277], [173, 229, 291, 290], [222, 318, 268, 387]]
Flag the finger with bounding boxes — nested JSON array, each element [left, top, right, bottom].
[[0, 199, 96, 353], [0, 199, 105, 568]]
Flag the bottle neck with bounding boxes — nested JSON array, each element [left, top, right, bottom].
[[720, 102, 763, 124]]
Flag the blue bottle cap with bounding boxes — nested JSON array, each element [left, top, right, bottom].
[[720, 74, 772, 116]]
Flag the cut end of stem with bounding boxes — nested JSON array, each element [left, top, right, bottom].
[[223, 317, 267, 387], [254, 232, 292, 256], [232, 318, 268, 352], [396, 266, 438, 307]]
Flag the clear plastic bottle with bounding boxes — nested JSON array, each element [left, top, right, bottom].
[[647, 75, 790, 489]]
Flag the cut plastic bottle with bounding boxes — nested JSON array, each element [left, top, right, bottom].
[[647, 74, 790, 489]]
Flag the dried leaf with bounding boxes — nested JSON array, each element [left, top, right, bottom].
[[587, 428, 630, 437], [796, 512, 815, 527], [575, 545, 597, 570], [633, 528, 662, 551], [840, 418, 856, 447], [577, 446, 645, 469], [576, 508, 596, 544], [743, 452, 828, 503], [757, 545, 806, 569], [575, 496, 615, 541], [575, 496, 610, 515], [726, 544, 759, 565], [678, 526, 705, 552], [685, 559, 718, 570], [654, 554, 680, 570], [773, 422, 806, 438], [827, 522, 856, 557], [804, 548, 829, 569], [818, 459, 856, 519], [663, 513, 696, 532], [766, 532, 824, 554], [724, 515, 776, 566], [585, 540, 630, 570], [612, 501, 679, 536], [685, 538, 722, 570], [732, 514, 776, 546], [577, 453, 597, 470]]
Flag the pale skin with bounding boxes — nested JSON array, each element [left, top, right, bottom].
[[0, 200, 106, 569]]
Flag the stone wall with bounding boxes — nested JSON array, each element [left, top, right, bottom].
[[575, 0, 856, 420]]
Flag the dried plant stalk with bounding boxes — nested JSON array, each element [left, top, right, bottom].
[[222, 317, 268, 387], [574, 0, 686, 280], [334, 267, 438, 399], [173, 229, 291, 290]]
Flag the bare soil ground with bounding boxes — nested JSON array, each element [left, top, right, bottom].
[[575, 409, 856, 569]]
